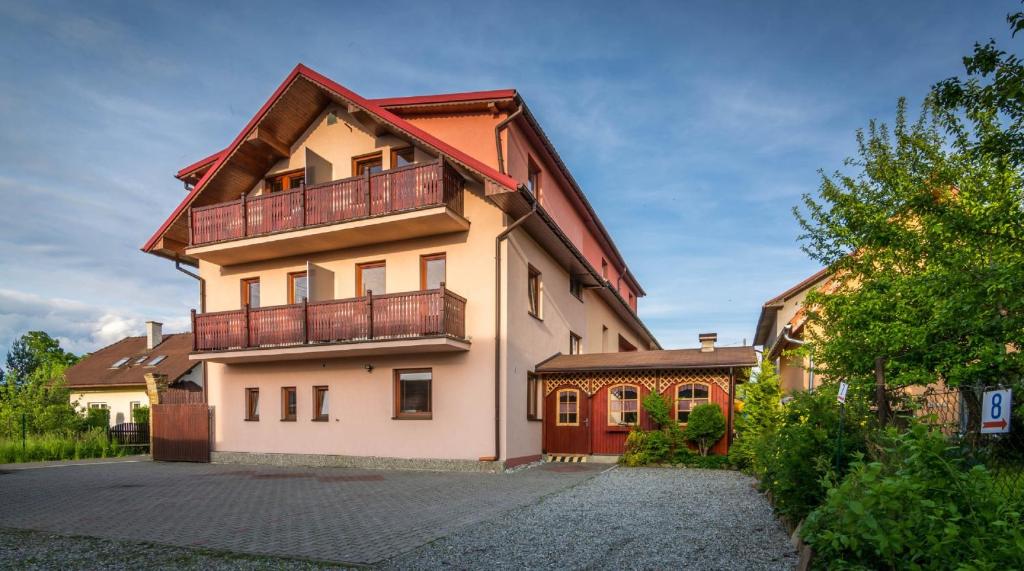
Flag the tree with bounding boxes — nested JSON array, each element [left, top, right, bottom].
[[683, 404, 726, 456], [730, 361, 784, 471], [0, 332, 81, 436]]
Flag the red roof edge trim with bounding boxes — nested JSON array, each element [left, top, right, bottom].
[[175, 149, 226, 180], [371, 89, 517, 108], [144, 64, 520, 254]]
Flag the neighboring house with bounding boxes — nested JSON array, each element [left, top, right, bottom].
[[752, 268, 833, 394], [65, 322, 203, 426], [141, 64, 740, 469]]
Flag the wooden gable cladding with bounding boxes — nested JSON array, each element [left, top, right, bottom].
[[541, 368, 732, 397]]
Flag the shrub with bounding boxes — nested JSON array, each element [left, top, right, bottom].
[[84, 407, 110, 430], [683, 403, 726, 456], [621, 392, 687, 466], [802, 423, 1024, 569], [131, 406, 149, 425], [730, 361, 783, 472], [0, 429, 126, 463], [757, 385, 868, 521]]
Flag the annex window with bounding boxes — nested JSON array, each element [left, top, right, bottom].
[[569, 275, 583, 301], [245, 388, 259, 421], [313, 386, 329, 421], [556, 389, 579, 426], [527, 372, 540, 421], [241, 277, 260, 309], [676, 383, 710, 424], [527, 158, 541, 200], [288, 271, 308, 304], [528, 266, 542, 318], [353, 151, 384, 176], [266, 169, 305, 192], [394, 369, 432, 419], [281, 387, 297, 421], [608, 384, 639, 426], [391, 147, 415, 168], [420, 253, 446, 290], [357, 261, 386, 296], [569, 332, 582, 355]]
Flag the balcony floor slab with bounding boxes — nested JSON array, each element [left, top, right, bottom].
[[189, 336, 470, 364]]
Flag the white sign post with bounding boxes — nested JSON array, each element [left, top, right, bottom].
[[981, 389, 1012, 434], [837, 382, 849, 405]]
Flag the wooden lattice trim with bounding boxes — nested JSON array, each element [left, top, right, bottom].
[[542, 368, 732, 397]]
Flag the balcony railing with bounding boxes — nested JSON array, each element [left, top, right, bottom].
[[189, 159, 464, 246], [191, 287, 467, 352]]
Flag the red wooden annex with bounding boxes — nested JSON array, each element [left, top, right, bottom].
[[537, 346, 756, 457]]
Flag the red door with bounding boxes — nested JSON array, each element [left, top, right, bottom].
[[543, 386, 590, 454]]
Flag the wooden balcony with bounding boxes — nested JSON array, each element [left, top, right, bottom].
[[186, 160, 468, 265], [189, 287, 469, 363]]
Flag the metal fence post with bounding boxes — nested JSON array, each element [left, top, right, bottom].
[[21, 412, 26, 452]]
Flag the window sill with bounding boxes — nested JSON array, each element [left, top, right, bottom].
[[280, 418, 297, 422], [244, 418, 259, 422], [393, 414, 433, 420], [527, 417, 542, 422], [311, 418, 329, 422], [605, 425, 635, 433]]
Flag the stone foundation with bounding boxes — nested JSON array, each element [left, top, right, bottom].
[[210, 450, 503, 473]]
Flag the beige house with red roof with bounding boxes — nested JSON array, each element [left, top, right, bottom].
[[141, 64, 748, 468], [65, 322, 202, 426]]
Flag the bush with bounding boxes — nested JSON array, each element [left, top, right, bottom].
[[131, 406, 149, 425], [0, 429, 126, 463], [622, 392, 687, 466], [683, 403, 726, 456], [802, 423, 1024, 569], [84, 407, 110, 430], [730, 361, 783, 472], [758, 386, 869, 521]]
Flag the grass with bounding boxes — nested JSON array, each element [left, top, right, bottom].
[[0, 429, 129, 464]]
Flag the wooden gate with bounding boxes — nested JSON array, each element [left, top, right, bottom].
[[152, 403, 210, 462]]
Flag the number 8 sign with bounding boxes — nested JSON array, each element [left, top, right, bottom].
[[981, 389, 1012, 434]]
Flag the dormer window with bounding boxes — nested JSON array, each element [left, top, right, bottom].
[[110, 358, 129, 369], [132, 356, 148, 366], [266, 169, 304, 192], [147, 355, 167, 366]]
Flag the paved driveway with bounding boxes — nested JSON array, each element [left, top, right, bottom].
[[0, 459, 604, 566]]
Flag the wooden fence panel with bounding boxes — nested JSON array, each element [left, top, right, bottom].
[[152, 404, 210, 463]]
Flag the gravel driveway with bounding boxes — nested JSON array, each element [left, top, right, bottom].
[[385, 467, 798, 570]]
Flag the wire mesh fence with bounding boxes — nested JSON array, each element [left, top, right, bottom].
[[881, 384, 1023, 505]]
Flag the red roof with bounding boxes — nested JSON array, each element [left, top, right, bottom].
[[175, 149, 226, 180], [370, 89, 517, 107], [143, 64, 521, 254], [64, 333, 197, 389]]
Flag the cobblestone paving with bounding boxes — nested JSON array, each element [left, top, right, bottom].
[[0, 460, 604, 565]]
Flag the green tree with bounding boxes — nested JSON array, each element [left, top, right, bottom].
[[730, 361, 783, 472], [682, 403, 726, 456], [0, 332, 81, 437]]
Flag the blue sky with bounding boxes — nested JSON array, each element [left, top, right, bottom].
[[0, 0, 1018, 355]]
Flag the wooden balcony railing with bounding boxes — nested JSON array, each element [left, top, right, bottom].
[[191, 286, 467, 352], [189, 159, 465, 246]]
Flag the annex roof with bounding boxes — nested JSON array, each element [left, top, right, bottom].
[[536, 346, 757, 373], [64, 333, 196, 390]]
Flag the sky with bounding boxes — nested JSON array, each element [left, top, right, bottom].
[[0, 0, 1019, 356]]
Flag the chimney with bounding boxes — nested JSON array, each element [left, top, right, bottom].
[[699, 332, 717, 352], [146, 321, 163, 350]]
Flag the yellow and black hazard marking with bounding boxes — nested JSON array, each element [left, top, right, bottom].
[[545, 455, 588, 463]]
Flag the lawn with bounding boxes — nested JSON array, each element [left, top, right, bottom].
[[0, 429, 130, 464]]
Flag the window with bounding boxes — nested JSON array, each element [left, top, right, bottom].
[[241, 277, 260, 308], [110, 358, 129, 368], [357, 261, 386, 295], [88, 402, 109, 410], [394, 369, 432, 419], [266, 169, 305, 192], [288, 271, 308, 304], [132, 356, 148, 365], [601, 258, 609, 280], [608, 384, 639, 426], [528, 266, 542, 318], [353, 152, 383, 176], [527, 372, 540, 421], [569, 332, 582, 355], [420, 253, 446, 290], [130, 401, 142, 410], [391, 147, 415, 168], [676, 383, 710, 424], [281, 387, 297, 421], [569, 275, 583, 301], [527, 158, 541, 200], [556, 389, 579, 426], [628, 292, 636, 310], [146, 355, 166, 366], [246, 388, 259, 421], [313, 386, 329, 421]]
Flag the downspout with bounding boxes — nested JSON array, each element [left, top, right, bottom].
[[494, 104, 524, 175], [174, 256, 207, 403], [727, 366, 736, 448], [490, 196, 537, 463], [781, 325, 814, 391]]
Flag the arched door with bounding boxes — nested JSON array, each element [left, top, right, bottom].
[[543, 386, 590, 454]]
